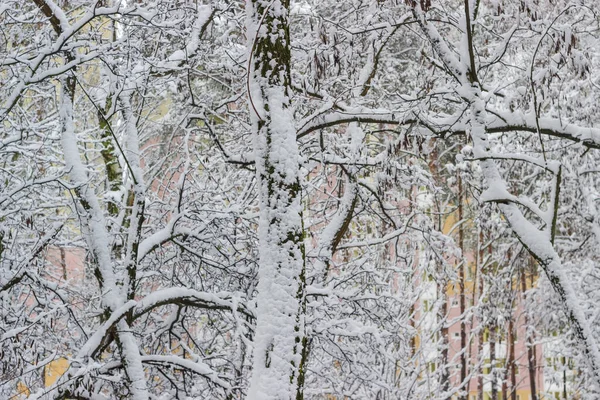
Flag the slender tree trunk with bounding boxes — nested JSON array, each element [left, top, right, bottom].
[[490, 323, 497, 400], [458, 174, 467, 400], [98, 95, 122, 217], [521, 267, 537, 400], [562, 356, 568, 399], [477, 231, 484, 400], [509, 318, 517, 400], [246, 1, 306, 399], [59, 246, 67, 280], [502, 369, 507, 400], [477, 333, 484, 400], [501, 337, 507, 399], [440, 283, 450, 398]]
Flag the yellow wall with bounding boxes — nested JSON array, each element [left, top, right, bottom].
[[44, 358, 69, 387]]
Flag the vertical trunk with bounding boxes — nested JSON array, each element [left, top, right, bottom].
[[59, 246, 67, 280], [562, 356, 567, 399], [521, 268, 537, 400], [529, 269, 540, 400], [246, 1, 306, 399], [467, 239, 478, 398], [98, 95, 122, 217], [439, 282, 450, 397], [477, 332, 484, 400], [410, 303, 417, 359], [507, 249, 517, 400], [509, 318, 516, 400], [59, 74, 116, 308], [490, 324, 497, 400], [120, 93, 146, 308], [458, 174, 467, 400], [427, 139, 450, 398], [477, 232, 484, 400], [502, 352, 507, 399]]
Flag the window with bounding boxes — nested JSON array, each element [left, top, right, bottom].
[[453, 332, 461, 339], [466, 266, 474, 281], [498, 330, 506, 343], [483, 359, 491, 374], [423, 300, 433, 312], [451, 298, 459, 308]]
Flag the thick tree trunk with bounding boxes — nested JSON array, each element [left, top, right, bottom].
[[246, 1, 307, 399]]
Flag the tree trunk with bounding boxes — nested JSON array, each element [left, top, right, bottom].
[[246, 1, 307, 399], [439, 281, 450, 397], [477, 231, 484, 400], [490, 324, 497, 400], [509, 318, 517, 400], [458, 174, 467, 400], [521, 267, 537, 400]]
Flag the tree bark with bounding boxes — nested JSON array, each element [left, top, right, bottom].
[[521, 268, 537, 400], [246, 1, 307, 399], [490, 324, 498, 400], [509, 317, 517, 400], [477, 231, 484, 400], [458, 174, 467, 400]]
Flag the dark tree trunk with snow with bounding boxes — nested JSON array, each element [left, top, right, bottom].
[[458, 174, 467, 400], [246, 1, 307, 399]]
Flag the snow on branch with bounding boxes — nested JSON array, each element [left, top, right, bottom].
[[140, 355, 231, 391]]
